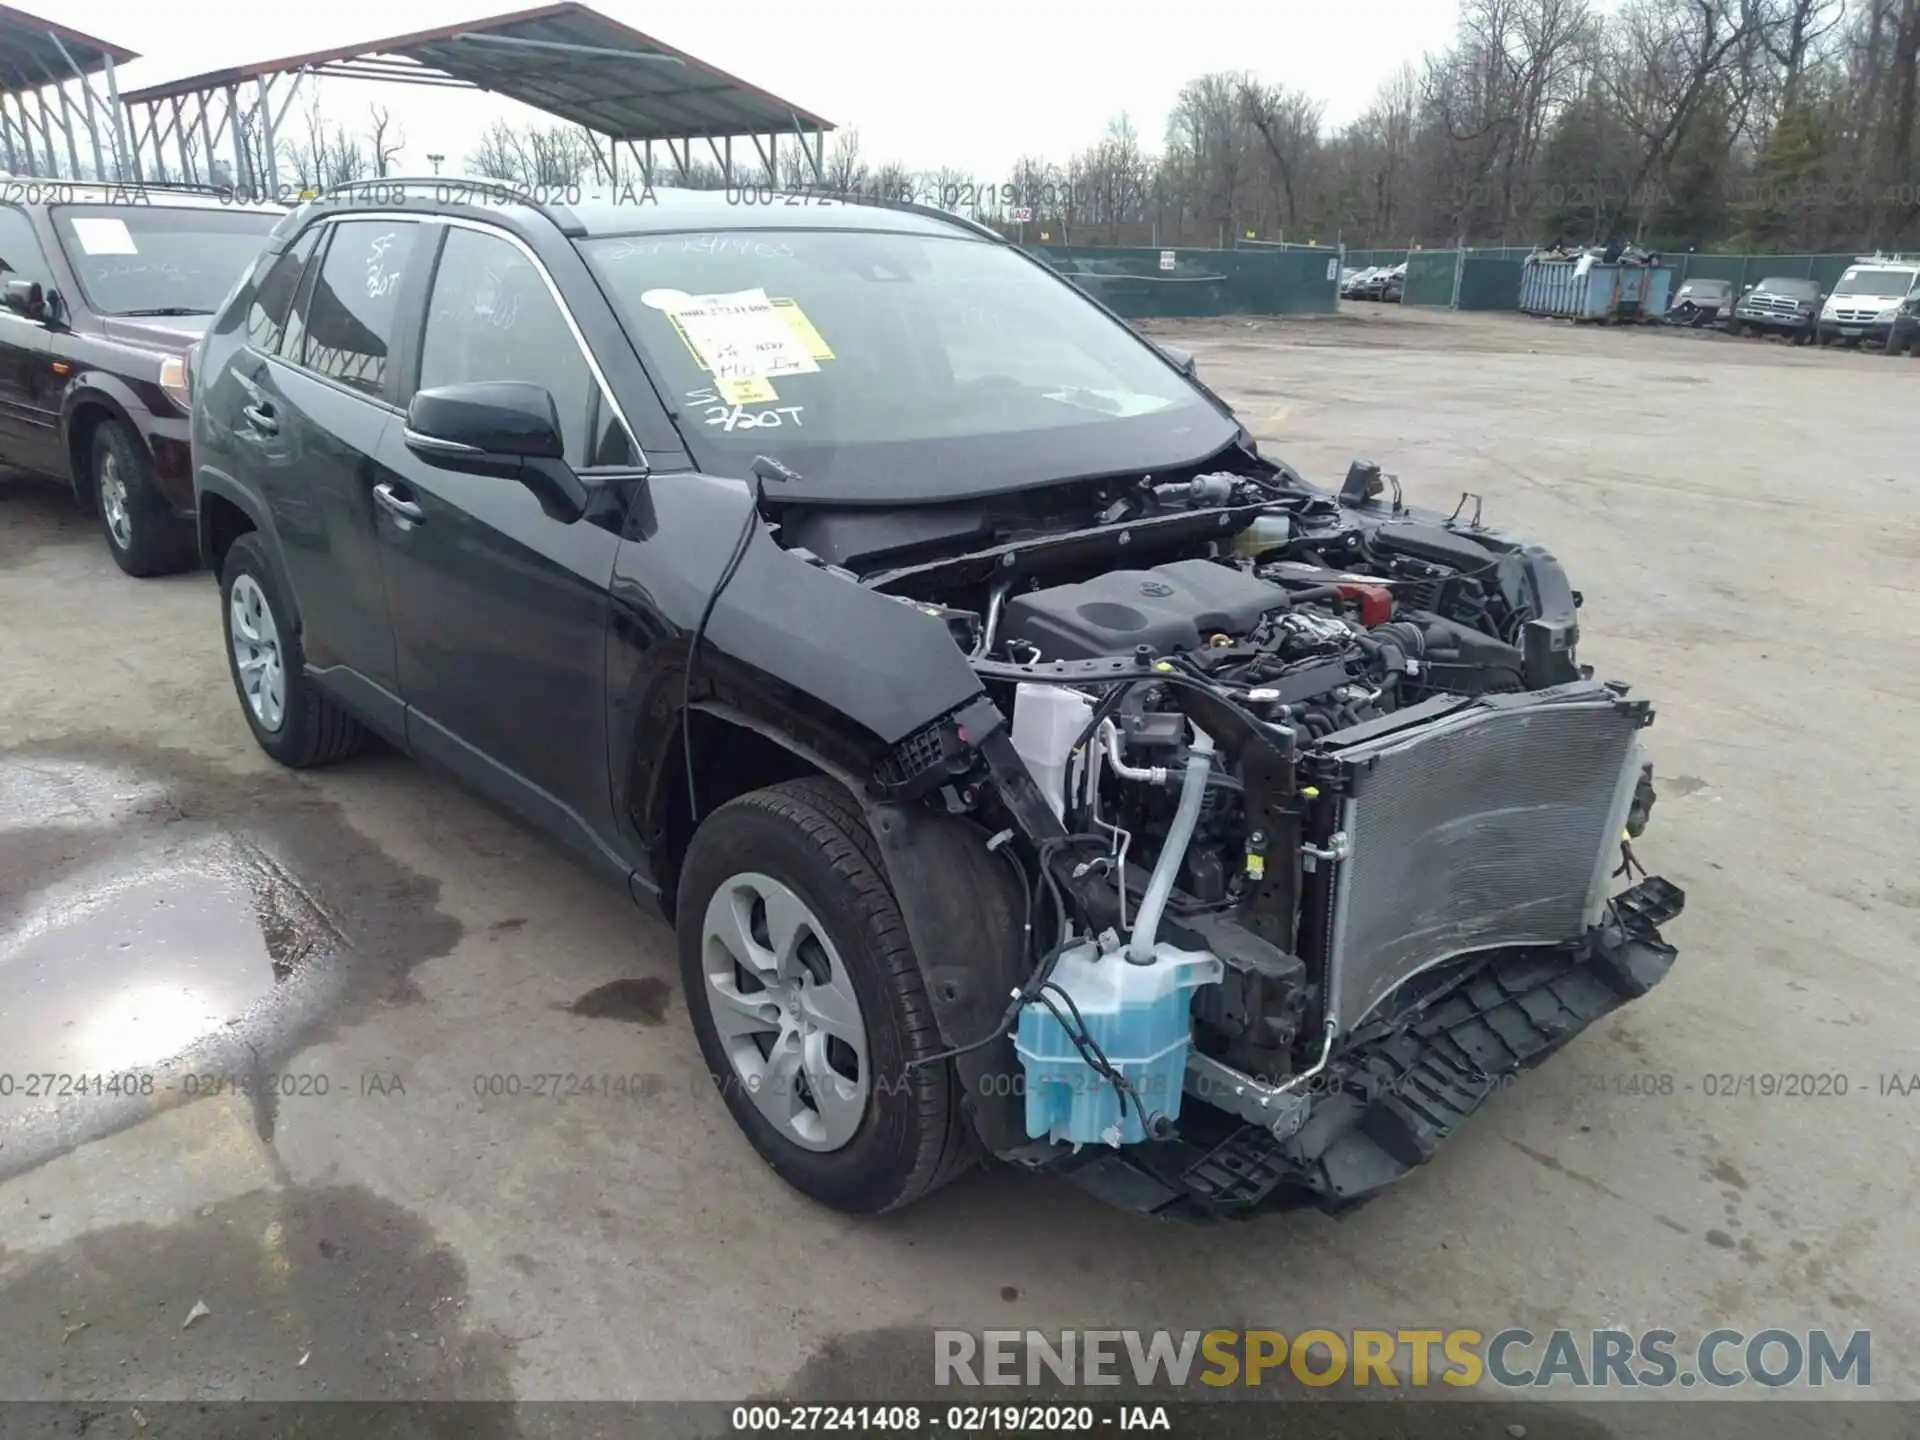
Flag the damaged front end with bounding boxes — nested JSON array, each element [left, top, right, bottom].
[[788, 458, 1684, 1219]]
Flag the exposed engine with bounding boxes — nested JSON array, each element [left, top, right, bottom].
[[783, 458, 1681, 1216]]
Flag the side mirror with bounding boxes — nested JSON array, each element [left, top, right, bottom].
[[3, 278, 45, 320], [403, 381, 589, 523], [1155, 342, 1198, 378]]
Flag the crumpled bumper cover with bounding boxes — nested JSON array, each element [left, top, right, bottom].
[[1045, 875, 1684, 1220]]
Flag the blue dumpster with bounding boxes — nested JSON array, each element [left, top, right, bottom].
[[1519, 260, 1673, 321]]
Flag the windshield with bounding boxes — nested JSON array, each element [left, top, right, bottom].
[[1681, 281, 1731, 298], [1833, 268, 1917, 297], [581, 228, 1232, 501], [1753, 278, 1818, 298], [51, 205, 279, 316]]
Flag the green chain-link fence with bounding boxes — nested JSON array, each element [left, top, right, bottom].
[[1025, 244, 1341, 318], [1021, 242, 1888, 320]]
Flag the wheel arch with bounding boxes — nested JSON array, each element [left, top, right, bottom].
[[59, 386, 143, 515], [193, 476, 290, 614], [637, 694, 1028, 1151], [638, 697, 876, 926]]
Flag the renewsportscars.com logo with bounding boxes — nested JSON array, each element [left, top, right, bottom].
[[934, 1328, 1872, 1390]]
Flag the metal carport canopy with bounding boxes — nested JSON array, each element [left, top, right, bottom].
[[0, 5, 135, 90], [116, 2, 833, 169], [0, 6, 139, 180]]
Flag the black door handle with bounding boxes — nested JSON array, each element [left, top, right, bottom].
[[241, 402, 277, 435], [372, 481, 425, 525]]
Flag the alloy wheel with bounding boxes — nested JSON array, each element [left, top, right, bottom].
[[99, 453, 132, 549], [699, 871, 871, 1152], [228, 573, 286, 732]]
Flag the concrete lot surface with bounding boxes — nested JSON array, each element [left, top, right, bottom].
[[1, 307, 1915, 1427]]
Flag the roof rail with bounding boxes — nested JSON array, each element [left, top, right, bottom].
[[838, 193, 1009, 243]]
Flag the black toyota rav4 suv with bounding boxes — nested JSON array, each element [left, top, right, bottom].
[[0, 184, 281, 574], [193, 179, 1682, 1219]]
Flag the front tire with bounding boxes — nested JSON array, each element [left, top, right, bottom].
[[91, 421, 195, 577], [219, 532, 367, 768], [677, 778, 979, 1214]]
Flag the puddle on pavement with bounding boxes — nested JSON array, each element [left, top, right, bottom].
[[0, 837, 328, 1076], [0, 741, 464, 1180]]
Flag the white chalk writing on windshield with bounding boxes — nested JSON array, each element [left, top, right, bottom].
[[686, 386, 805, 432]]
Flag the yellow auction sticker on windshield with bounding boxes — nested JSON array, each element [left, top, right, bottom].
[[771, 299, 834, 361], [657, 287, 820, 382], [716, 376, 778, 405]]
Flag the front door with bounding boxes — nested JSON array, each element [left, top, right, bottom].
[[374, 221, 644, 876], [0, 205, 61, 477]]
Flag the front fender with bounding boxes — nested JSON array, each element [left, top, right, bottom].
[[58, 378, 150, 505], [606, 470, 992, 855]]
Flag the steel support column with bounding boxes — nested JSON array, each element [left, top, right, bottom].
[[48, 34, 109, 181], [255, 74, 278, 191], [172, 97, 193, 182], [197, 95, 218, 187], [8, 94, 39, 175], [101, 57, 132, 181], [226, 84, 248, 190], [32, 86, 62, 175]]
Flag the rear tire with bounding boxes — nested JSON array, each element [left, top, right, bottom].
[[219, 532, 368, 768], [677, 778, 979, 1214], [91, 421, 195, 577]]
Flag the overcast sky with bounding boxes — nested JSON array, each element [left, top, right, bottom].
[[81, 0, 1463, 177]]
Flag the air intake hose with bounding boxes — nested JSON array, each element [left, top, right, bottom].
[[1126, 726, 1216, 965]]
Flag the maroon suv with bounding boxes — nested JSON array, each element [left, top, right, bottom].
[[0, 184, 281, 575]]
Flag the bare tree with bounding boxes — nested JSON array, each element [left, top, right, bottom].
[[367, 105, 405, 178]]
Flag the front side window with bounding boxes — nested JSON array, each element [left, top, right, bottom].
[[418, 225, 636, 468], [295, 220, 421, 398], [580, 227, 1229, 500], [245, 229, 321, 355], [51, 205, 279, 316], [0, 205, 51, 294]]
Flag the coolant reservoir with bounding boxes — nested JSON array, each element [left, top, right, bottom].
[[1014, 941, 1223, 1147], [1233, 514, 1292, 559], [1010, 684, 1092, 820]]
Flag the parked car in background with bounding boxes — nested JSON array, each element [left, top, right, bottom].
[[1816, 257, 1920, 349], [1352, 267, 1394, 301], [1340, 266, 1378, 299], [0, 184, 283, 574], [1663, 277, 1735, 328], [1726, 276, 1822, 343], [1380, 264, 1406, 302]]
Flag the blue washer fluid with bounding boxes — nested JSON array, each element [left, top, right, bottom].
[[1014, 941, 1223, 1147]]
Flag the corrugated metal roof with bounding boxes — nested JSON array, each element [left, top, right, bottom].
[[0, 4, 138, 94], [117, 3, 831, 142]]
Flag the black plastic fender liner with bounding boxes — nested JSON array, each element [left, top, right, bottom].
[[868, 800, 1030, 1154], [666, 704, 1030, 1151]]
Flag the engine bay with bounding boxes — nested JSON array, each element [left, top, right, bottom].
[[769, 456, 1678, 1213]]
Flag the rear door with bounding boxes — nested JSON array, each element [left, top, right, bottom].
[[0, 204, 61, 476], [246, 216, 427, 735], [373, 219, 644, 877]]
